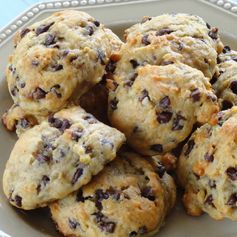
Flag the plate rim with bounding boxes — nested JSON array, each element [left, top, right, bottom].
[[0, 0, 237, 47]]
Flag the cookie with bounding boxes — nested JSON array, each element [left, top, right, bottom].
[[123, 13, 223, 78], [213, 47, 237, 110], [50, 151, 176, 237], [3, 106, 125, 210], [6, 10, 122, 116], [108, 63, 219, 156], [177, 107, 237, 220]]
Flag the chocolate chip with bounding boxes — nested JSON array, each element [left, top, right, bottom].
[[20, 28, 30, 38], [36, 22, 54, 35], [97, 49, 106, 65], [87, 26, 94, 36], [110, 97, 118, 110], [227, 193, 237, 206], [15, 195, 22, 207], [190, 88, 201, 102], [44, 34, 56, 46], [133, 126, 139, 133], [33, 87, 46, 100], [83, 114, 97, 124], [208, 28, 218, 40], [125, 73, 138, 87], [141, 186, 155, 201], [48, 117, 71, 132], [68, 218, 80, 230], [210, 75, 218, 84], [217, 112, 224, 126], [50, 85, 62, 98], [230, 80, 237, 94], [101, 222, 116, 233], [85, 145, 93, 154], [10, 86, 19, 97], [155, 162, 166, 178], [141, 16, 152, 23], [205, 195, 215, 207], [204, 152, 214, 162], [94, 20, 100, 27], [19, 118, 30, 129], [157, 111, 173, 124], [36, 175, 50, 194], [206, 22, 211, 29], [36, 153, 51, 163], [159, 96, 171, 109], [92, 212, 116, 233], [76, 189, 85, 202], [161, 60, 174, 65], [184, 139, 195, 156], [139, 89, 150, 102], [105, 60, 116, 73], [130, 59, 139, 69], [141, 34, 150, 45], [222, 45, 231, 54], [150, 144, 163, 153], [138, 226, 148, 235], [226, 167, 237, 181], [52, 64, 63, 71], [129, 231, 138, 237], [209, 180, 216, 189], [95, 189, 109, 201], [232, 56, 237, 62], [222, 100, 232, 110], [62, 50, 70, 57], [71, 129, 84, 142], [172, 113, 186, 131], [156, 28, 173, 36], [71, 167, 83, 185], [8, 64, 16, 73], [106, 187, 121, 200]]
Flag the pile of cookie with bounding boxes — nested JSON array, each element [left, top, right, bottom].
[[2, 9, 237, 237]]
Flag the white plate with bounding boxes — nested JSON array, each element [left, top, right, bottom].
[[0, 0, 237, 237]]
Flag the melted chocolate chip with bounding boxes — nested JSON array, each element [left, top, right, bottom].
[[190, 88, 201, 102], [138, 226, 148, 235], [48, 117, 71, 132], [71, 167, 83, 185], [97, 49, 106, 65], [36, 175, 50, 194], [72, 129, 84, 142], [76, 189, 85, 202], [222, 45, 231, 54], [205, 195, 215, 207], [36, 154, 51, 163], [230, 81, 237, 94], [32, 87, 46, 100], [92, 212, 116, 233], [141, 186, 155, 201], [87, 26, 94, 36], [222, 100, 233, 110], [68, 218, 80, 230], [110, 98, 118, 110], [184, 139, 195, 156], [20, 28, 30, 38], [36, 22, 54, 35], [227, 193, 237, 206], [156, 28, 173, 36], [210, 75, 218, 84], [150, 144, 163, 153], [10, 86, 19, 97], [208, 28, 218, 40], [172, 113, 186, 131], [159, 96, 170, 109], [130, 59, 139, 69], [44, 34, 56, 46], [204, 152, 214, 162], [19, 118, 30, 129], [139, 89, 150, 102], [95, 189, 109, 201], [141, 34, 150, 45], [157, 111, 173, 124], [155, 162, 166, 178], [209, 180, 216, 189], [94, 20, 100, 27], [129, 231, 138, 237], [15, 195, 22, 207], [226, 167, 237, 181]]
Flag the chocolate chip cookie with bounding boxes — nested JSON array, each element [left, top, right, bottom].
[[3, 106, 125, 210], [177, 107, 237, 220], [108, 63, 219, 155], [50, 151, 176, 237], [213, 47, 237, 110]]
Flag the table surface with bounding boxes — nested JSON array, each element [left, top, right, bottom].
[[0, 0, 237, 29]]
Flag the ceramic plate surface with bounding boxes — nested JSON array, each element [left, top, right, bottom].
[[0, 0, 237, 236]]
